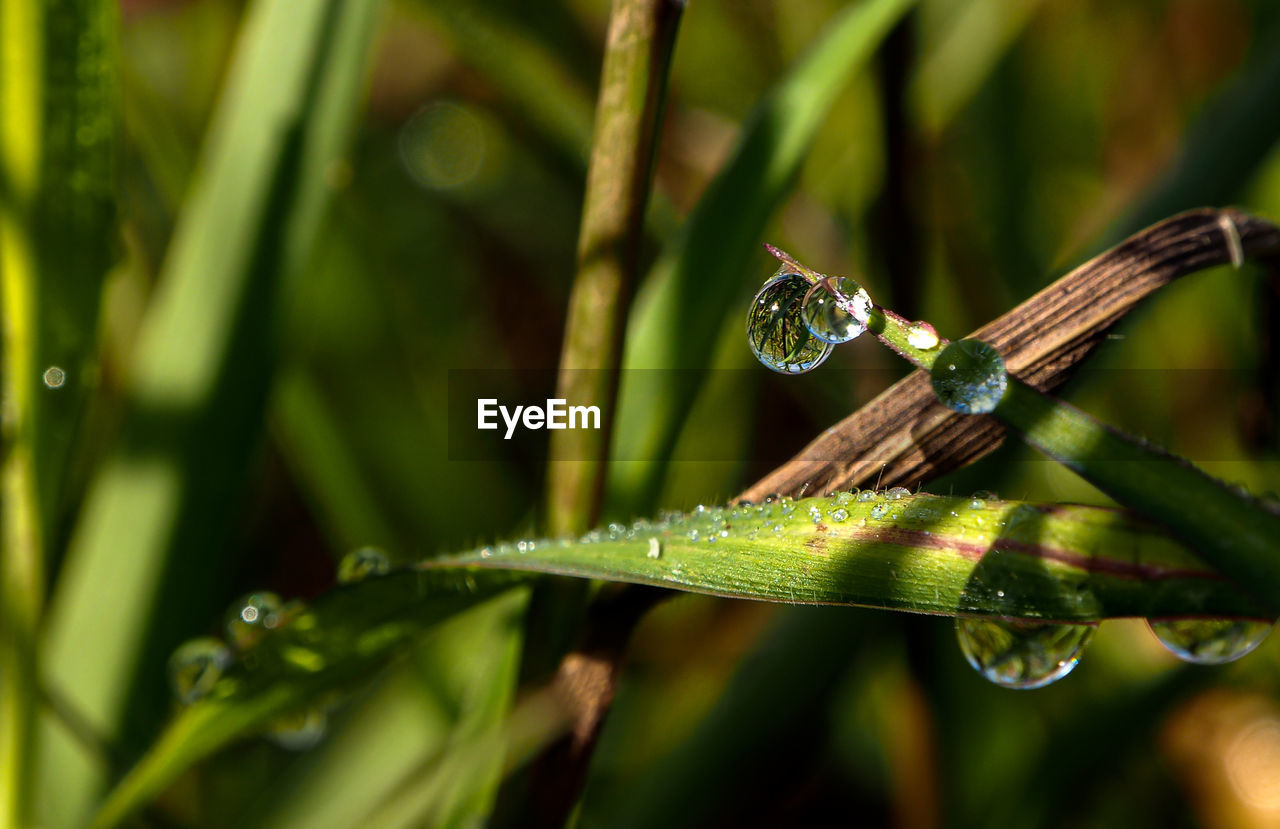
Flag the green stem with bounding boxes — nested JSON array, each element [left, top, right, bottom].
[[546, 0, 683, 537]]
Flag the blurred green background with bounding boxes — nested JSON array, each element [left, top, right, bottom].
[[9, 0, 1280, 825]]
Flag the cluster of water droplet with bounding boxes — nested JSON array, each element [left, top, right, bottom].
[[956, 612, 1276, 690]]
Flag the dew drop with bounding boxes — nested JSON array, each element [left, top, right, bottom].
[[855, 490, 876, 502], [955, 618, 1094, 689], [930, 339, 1007, 414], [747, 272, 834, 374], [647, 537, 662, 559], [907, 322, 939, 350], [884, 486, 911, 500], [337, 547, 391, 584], [834, 491, 853, 506], [43, 366, 66, 389], [225, 592, 285, 650], [687, 529, 700, 542], [870, 504, 889, 520], [800, 276, 872, 344], [267, 707, 328, 750], [168, 637, 232, 704], [830, 508, 850, 522], [1147, 618, 1274, 665]]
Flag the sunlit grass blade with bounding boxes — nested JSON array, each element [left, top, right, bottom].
[[0, 1, 117, 825], [607, 0, 917, 516], [36, 1, 385, 825], [89, 570, 529, 829], [430, 494, 1265, 622]]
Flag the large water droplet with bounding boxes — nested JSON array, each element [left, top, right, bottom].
[[1147, 618, 1274, 665], [225, 592, 285, 650], [800, 276, 871, 344], [168, 637, 232, 704], [747, 272, 834, 374], [337, 547, 391, 584], [930, 339, 1007, 414], [955, 617, 1094, 689], [267, 707, 328, 750]]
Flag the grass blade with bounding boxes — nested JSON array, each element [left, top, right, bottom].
[[429, 493, 1265, 622], [742, 209, 1280, 501], [37, 1, 385, 824], [0, 0, 117, 824]]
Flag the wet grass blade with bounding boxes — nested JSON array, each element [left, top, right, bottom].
[[36, 1, 385, 825], [429, 494, 1265, 622], [742, 209, 1280, 501], [0, 1, 117, 824], [607, 0, 917, 516], [89, 570, 529, 829]]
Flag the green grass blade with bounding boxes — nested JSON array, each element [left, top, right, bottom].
[[37, 1, 385, 825], [89, 570, 527, 829], [431, 493, 1265, 621], [607, 0, 916, 516], [994, 378, 1280, 610], [0, 1, 117, 824]]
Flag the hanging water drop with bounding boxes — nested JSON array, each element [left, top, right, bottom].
[[955, 617, 1094, 689], [225, 591, 285, 650], [168, 637, 232, 704], [267, 707, 329, 750], [930, 339, 1007, 414], [746, 272, 834, 374], [907, 322, 939, 349], [800, 276, 872, 344], [337, 547, 391, 584], [1147, 618, 1274, 665]]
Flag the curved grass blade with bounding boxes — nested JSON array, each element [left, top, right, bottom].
[[88, 569, 529, 829], [431, 493, 1265, 622], [606, 0, 917, 516]]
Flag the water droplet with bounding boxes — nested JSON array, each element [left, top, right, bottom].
[[856, 490, 876, 502], [168, 637, 232, 704], [43, 366, 66, 389], [907, 322, 939, 349], [971, 490, 997, 501], [647, 537, 661, 559], [834, 491, 853, 506], [267, 707, 328, 750], [225, 592, 285, 650], [870, 504, 889, 520], [930, 339, 1007, 414], [687, 529, 700, 542], [1147, 618, 1274, 665], [955, 618, 1094, 689], [337, 547, 391, 584], [830, 508, 850, 522], [884, 487, 911, 500], [800, 276, 872, 344], [808, 506, 822, 523], [747, 272, 834, 374]]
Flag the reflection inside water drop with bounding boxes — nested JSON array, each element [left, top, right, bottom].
[[956, 617, 1094, 689], [746, 272, 833, 374], [337, 546, 391, 584], [168, 637, 232, 704], [930, 339, 1007, 414], [1147, 618, 1274, 665], [800, 276, 871, 344]]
